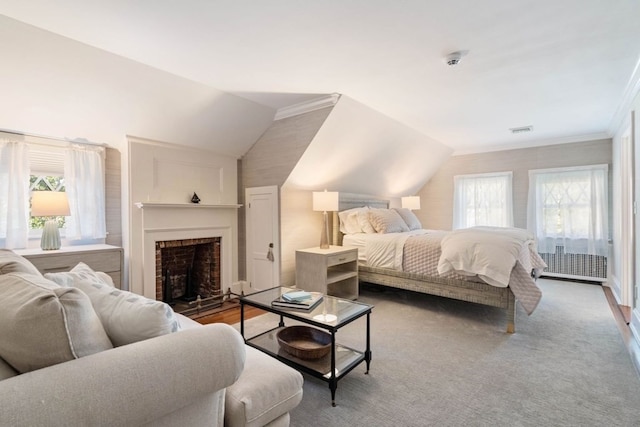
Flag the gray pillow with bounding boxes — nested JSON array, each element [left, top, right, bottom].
[[393, 207, 423, 231], [0, 273, 113, 373], [0, 249, 42, 276], [368, 209, 410, 234], [46, 263, 181, 347]]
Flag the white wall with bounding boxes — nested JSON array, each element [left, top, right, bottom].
[[128, 138, 240, 296], [285, 95, 453, 197], [0, 15, 275, 287], [0, 15, 274, 157]]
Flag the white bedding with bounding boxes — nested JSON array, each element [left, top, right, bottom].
[[437, 226, 536, 288], [343, 226, 538, 288], [343, 229, 430, 268]]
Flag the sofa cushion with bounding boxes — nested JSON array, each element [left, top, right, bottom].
[[225, 346, 304, 427], [0, 357, 18, 380], [0, 273, 113, 373], [0, 249, 42, 276], [46, 263, 180, 347]]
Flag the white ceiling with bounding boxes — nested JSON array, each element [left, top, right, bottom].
[[2, 0, 639, 153]]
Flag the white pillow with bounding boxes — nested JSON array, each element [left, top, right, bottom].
[[46, 263, 181, 347], [368, 208, 410, 234], [393, 207, 423, 231], [338, 207, 369, 234], [0, 273, 113, 373], [357, 209, 377, 234]]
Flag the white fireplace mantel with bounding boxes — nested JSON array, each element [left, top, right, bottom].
[[132, 201, 240, 300], [135, 202, 242, 209]]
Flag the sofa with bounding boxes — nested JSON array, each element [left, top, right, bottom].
[[0, 249, 303, 426]]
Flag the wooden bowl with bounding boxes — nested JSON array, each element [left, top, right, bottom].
[[276, 326, 332, 360]]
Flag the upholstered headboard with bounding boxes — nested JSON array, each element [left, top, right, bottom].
[[332, 193, 389, 246]]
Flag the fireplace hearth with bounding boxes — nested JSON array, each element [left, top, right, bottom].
[[155, 237, 223, 316]]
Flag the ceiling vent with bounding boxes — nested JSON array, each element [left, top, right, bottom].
[[510, 125, 533, 134]]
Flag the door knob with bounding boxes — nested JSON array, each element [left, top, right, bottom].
[[267, 243, 274, 262]]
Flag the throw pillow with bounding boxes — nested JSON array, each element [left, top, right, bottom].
[[357, 208, 377, 234], [0, 249, 42, 276], [368, 209, 410, 234], [0, 273, 113, 373], [393, 207, 423, 231], [338, 207, 368, 234], [46, 263, 181, 347], [44, 262, 114, 288]]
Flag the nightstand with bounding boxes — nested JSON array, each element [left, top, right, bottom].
[[295, 246, 359, 300], [15, 244, 124, 288]]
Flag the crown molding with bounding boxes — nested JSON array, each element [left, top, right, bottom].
[[452, 132, 611, 156], [274, 93, 340, 120]]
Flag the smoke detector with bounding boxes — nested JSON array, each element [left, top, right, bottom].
[[445, 50, 468, 66]]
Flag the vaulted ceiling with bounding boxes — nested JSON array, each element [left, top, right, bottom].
[[1, 1, 639, 153]]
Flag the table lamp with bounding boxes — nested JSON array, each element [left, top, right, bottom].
[[401, 196, 421, 210], [312, 190, 339, 249], [31, 191, 70, 250]]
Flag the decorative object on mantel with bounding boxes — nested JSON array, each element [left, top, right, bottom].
[[31, 191, 71, 250], [312, 190, 339, 249], [191, 192, 201, 204]]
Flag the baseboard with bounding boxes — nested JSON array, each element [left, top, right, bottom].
[[607, 274, 623, 304], [629, 312, 640, 376]]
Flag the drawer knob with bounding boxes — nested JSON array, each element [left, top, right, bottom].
[[338, 257, 346, 262]]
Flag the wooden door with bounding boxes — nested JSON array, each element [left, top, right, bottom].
[[245, 186, 280, 292]]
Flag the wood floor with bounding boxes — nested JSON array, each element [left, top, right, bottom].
[[192, 298, 265, 325]]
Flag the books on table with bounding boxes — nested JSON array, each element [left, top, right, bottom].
[[272, 291, 323, 310]]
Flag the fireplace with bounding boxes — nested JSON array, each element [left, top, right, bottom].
[[155, 237, 223, 316]]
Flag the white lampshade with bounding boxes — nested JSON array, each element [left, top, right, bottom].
[[401, 196, 421, 210], [31, 191, 70, 217], [313, 191, 339, 212], [31, 191, 70, 251]]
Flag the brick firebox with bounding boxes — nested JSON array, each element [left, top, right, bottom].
[[155, 237, 222, 305]]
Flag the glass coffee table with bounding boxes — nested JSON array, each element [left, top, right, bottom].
[[240, 286, 373, 406]]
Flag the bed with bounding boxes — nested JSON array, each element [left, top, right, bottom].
[[332, 194, 546, 333]]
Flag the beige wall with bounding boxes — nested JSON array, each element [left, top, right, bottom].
[[238, 107, 334, 280], [105, 147, 122, 247], [417, 139, 613, 230]]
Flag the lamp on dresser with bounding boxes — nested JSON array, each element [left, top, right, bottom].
[[312, 190, 339, 249], [31, 191, 70, 250]]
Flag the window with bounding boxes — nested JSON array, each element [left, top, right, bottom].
[[29, 175, 66, 231], [527, 165, 608, 256], [453, 172, 513, 229], [28, 145, 66, 232], [0, 137, 107, 249]]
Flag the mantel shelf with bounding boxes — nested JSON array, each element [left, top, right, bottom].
[[135, 202, 242, 209]]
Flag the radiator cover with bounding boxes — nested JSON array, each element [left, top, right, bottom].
[[539, 246, 607, 280]]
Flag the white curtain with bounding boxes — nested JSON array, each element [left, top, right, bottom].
[[64, 144, 107, 240], [527, 165, 609, 256], [453, 172, 513, 229], [0, 141, 30, 248]]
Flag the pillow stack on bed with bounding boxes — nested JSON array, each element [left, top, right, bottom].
[[0, 250, 180, 375], [339, 207, 422, 235]]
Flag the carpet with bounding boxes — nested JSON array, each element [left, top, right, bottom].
[[236, 279, 640, 426]]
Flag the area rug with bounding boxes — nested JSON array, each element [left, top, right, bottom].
[[236, 279, 640, 426]]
